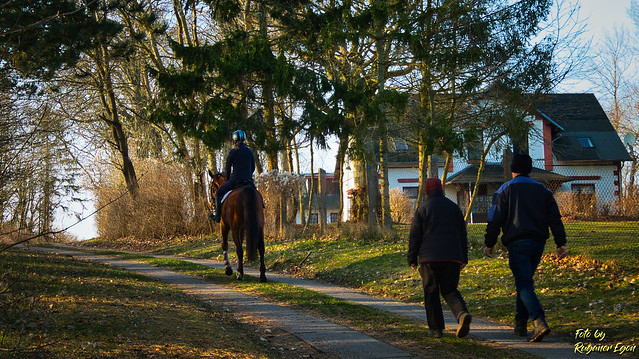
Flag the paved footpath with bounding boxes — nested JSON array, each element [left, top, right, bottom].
[[30, 245, 613, 359]]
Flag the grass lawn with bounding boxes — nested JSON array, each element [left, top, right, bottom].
[[80, 221, 639, 348], [0, 249, 283, 358], [98, 251, 537, 359]]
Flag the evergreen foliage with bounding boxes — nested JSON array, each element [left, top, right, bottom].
[[0, 0, 120, 79]]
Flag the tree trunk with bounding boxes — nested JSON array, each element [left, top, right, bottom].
[[304, 135, 315, 231], [441, 152, 453, 188], [374, 4, 392, 229], [465, 136, 502, 223], [92, 18, 138, 197], [365, 139, 378, 231], [259, 2, 279, 171], [379, 128, 392, 228], [318, 169, 327, 234], [335, 134, 348, 226], [416, 136, 429, 206]]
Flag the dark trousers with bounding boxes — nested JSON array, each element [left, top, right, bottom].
[[507, 239, 545, 321], [419, 262, 468, 331]]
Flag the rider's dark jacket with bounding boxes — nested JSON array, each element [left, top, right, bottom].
[[217, 143, 255, 201], [224, 143, 255, 183]]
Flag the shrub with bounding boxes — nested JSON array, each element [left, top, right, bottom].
[[555, 190, 599, 220], [95, 160, 209, 240], [254, 171, 303, 237], [389, 188, 414, 224], [556, 189, 639, 221], [615, 194, 639, 220]]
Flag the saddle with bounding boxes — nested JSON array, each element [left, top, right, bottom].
[[220, 180, 255, 204]]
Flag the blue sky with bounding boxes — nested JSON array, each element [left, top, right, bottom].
[[558, 0, 636, 93]]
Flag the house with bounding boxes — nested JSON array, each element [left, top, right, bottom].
[[341, 93, 632, 222], [296, 170, 342, 225]]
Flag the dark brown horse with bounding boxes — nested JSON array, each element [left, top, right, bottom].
[[208, 171, 266, 282]]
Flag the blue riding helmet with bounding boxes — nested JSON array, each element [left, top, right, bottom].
[[232, 130, 246, 143]]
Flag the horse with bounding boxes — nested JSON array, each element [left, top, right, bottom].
[[208, 170, 267, 282]]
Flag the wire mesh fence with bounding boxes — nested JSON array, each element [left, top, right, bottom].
[[458, 161, 639, 267]]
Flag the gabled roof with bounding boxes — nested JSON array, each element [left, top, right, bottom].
[[534, 94, 632, 162], [446, 164, 572, 184]]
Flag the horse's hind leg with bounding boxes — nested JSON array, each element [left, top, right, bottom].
[[234, 229, 244, 280], [221, 226, 233, 276], [258, 229, 267, 282]]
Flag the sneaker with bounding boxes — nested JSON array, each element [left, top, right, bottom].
[[429, 329, 443, 338], [456, 312, 472, 338], [514, 318, 528, 337], [529, 317, 551, 342]]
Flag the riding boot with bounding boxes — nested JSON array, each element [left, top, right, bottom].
[[212, 197, 222, 223]]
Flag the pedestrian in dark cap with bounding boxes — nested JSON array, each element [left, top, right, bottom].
[[484, 153, 567, 342], [408, 178, 472, 338]]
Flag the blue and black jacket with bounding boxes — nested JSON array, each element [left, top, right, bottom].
[[484, 175, 566, 248]]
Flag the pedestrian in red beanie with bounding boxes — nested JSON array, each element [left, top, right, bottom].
[[408, 178, 471, 338]]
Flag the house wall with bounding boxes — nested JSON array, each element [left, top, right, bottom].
[[295, 210, 342, 225], [552, 163, 621, 208], [529, 117, 547, 167], [341, 163, 356, 222]]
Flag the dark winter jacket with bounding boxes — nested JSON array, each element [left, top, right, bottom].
[[484, 175, 566, 248], [224, 143, 255, 183], [407, 190, 468, 267]]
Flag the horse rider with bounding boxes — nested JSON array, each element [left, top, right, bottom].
[[211, 130, 256, 223]]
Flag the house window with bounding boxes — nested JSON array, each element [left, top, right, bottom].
[[330, 213, 339, 223], [572, 183, 595, 195], [571, 184, 596, 214], [309, 213, 319, 224], [403, 186, 419, 199], [476, 184, 488, 196], [577, 137, 595, 148]]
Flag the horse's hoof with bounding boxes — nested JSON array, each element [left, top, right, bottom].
[[225, 267, 233, 276]]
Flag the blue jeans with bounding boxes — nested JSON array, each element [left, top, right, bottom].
[[507, 239, 545, 321]]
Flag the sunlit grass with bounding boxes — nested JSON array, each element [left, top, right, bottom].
[[0, 250, 277, 358], [120, 253, 536, 359], [79, 220, 639, 347]]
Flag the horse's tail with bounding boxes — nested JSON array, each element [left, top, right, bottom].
[[243, 186, 259, 262]]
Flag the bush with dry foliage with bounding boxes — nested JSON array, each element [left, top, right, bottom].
[[615, 193, 639, 220], [555, 190, 639, 220], [389, 188, 414, 224], [95, 160, 210, 240], [254, 171, 303, 237]]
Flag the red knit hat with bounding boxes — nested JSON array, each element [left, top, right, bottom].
[[425, 178, 443, 195]]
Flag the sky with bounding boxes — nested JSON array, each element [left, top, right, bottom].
[[578, 0, 634, 38], [557, 0, 636, 93], [61, 0, 636, 241]]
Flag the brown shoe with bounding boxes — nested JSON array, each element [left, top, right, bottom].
[[456, 312, 472, 338], [529, 317, 550, 342]]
